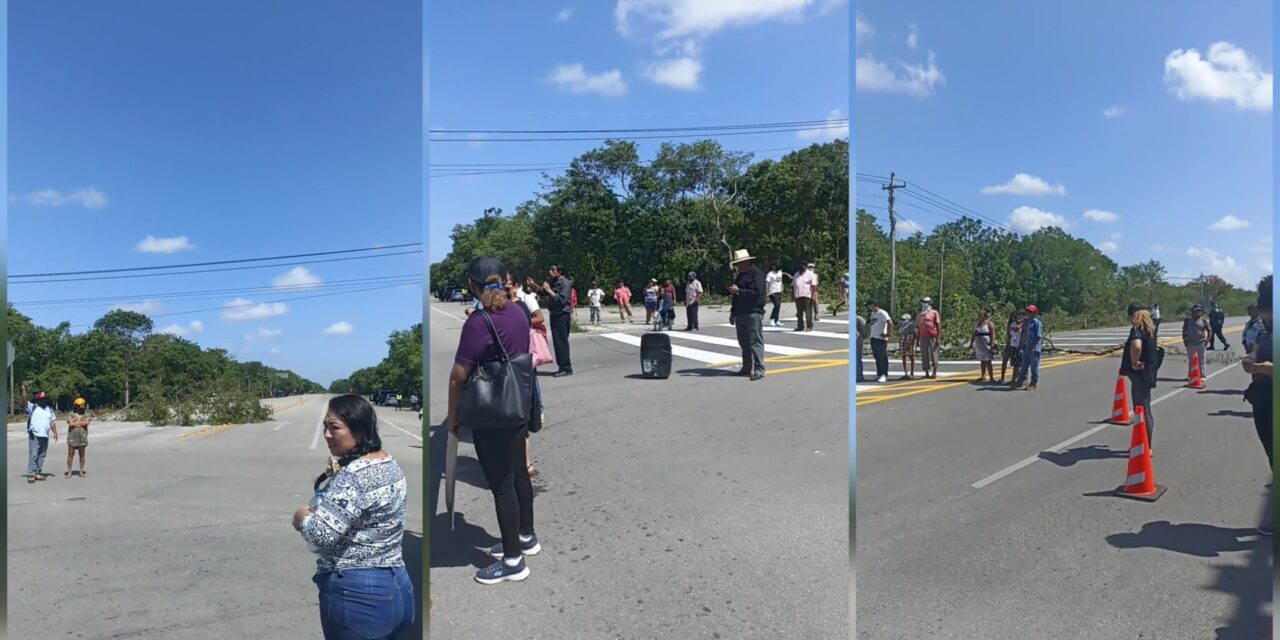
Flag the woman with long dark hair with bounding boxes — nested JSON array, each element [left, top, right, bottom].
[[295, 394, 414, 639], [448, 256, 540, 585]]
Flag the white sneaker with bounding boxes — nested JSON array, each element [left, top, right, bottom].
[[877, 376, 887, 383]]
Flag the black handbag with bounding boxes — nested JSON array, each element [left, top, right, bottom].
[[457, 309, 535, 431]]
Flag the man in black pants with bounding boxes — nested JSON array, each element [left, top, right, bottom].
[[542, 264, 574, 377], [1242, 275, 1272, 535], [729, 249, 768, 381], [1208, 302, 1229, 350], [867, 300, 891, 382]]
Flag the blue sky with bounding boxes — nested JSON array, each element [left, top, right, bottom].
[[7, 1, 422, 386], [429, 0, 849, 263], [855, 0, 1273, 289]]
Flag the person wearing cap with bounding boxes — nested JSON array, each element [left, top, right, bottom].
[[792, 263, 815, 331], [449, 256, 541, 584], [1015, 305, 1044, 390], [898, 312, 918, 380], [866, 300, 891, 382], [587, 282, 605, 326], [65, 397, 92, 478], [1207, 301, 1229, 350], [541, 264, 574, 377], [683, 271, 703, 331], [917, 297, 942, 379], [728, 249, 768, 380], [1182, 304, 1210, 379], [20, 384, 58, 483], [643, 278, 660, 325]]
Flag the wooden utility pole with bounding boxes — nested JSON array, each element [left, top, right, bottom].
[[938, 242, 946, 315], [883, 172, 905, 318]]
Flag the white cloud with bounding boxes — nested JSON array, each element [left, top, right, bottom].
[[981, 173, 1066, 196], [856, 52, 944, 97], [1209, 214, 1250, 231], [1150, 244, 1173, 253], [21, 187, 107, 209], [796, 109, 849, 141], [1164, 42, 1272, 112], [1083, 208, 1120, 222], [1098, 241, 1119, 253], [136, 235, 195, 254], [855, 10, 873, 37], [159, 320, 205, 337], [272, 266, 323, 290], [268, 348, 281, 355], [615, 0, 811, 40], [1110, 232, 1123, 240], [1102, 105, 1128, 119], [1185, 246, 1262, 287], [1008, 206, 1069, 233], [112, 300, 163, 315], [898, 219, 924, 235], [324, 321, 354, 336], [819, 0, 847, 15], [467, 133, 489, 149], [644, 56, 703, 90], [554, 7, 574, 22], [547, 63, 628, 97], [906, 23, 919, 50], [245, 328, 283, 342], [221, 298, 289, 322]]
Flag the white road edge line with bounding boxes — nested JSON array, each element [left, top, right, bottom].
[[429, 306, 466, 323], [970, 365, 1239, 489], [310, 397, 327, 450], [379, 416, 423, 441], [273, 423, 287, 431]]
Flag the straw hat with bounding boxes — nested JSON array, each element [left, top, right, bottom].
[[729, 249, 756, 266]]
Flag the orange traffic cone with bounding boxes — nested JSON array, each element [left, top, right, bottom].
[[1107, 370, 1131, 424], [1117, 405, 1165, 502], [1187, 350, 1204, 389]]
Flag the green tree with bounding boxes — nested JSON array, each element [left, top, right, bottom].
[[93, 309, 154, 407]]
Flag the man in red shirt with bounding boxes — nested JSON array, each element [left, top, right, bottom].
[[917, 296, 942, 379]]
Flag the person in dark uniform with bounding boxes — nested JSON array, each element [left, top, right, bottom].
[[541, 264, 574, 377], [1207, 301, 1229, 350], [1241, 275, 1272, 535]]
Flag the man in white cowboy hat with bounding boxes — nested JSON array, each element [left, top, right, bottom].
[[728, 249, 768, 381]]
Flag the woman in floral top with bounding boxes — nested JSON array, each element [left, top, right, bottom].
[[295, 394, 413, 639]]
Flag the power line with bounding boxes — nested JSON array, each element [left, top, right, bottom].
[[12, 250, 421, 285], [11, 243, 421, 279], [14, 274, 420, 308], [432, 145, 817, 167], [68, 282, 413, 329], [431, 119, 846, 135], [429, 124, 848, 143]]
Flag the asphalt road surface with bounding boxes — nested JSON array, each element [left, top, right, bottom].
[[857, 318, 1271, 639], [428, 299, 850, 639], [7, 394, 424, 640]]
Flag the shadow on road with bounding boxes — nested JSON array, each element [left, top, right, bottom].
[[1211, 494, 1273, 639], [1038, 445, 1127, 467], [1208, 409, 1254, 419], [1105, 520, 1261, 558], [401, 531, 425, 640], [429, 511, 499, 570], [1198, 389, 1245, 396], [975, 386, 1018, 393], [674, 367, 739, 378]]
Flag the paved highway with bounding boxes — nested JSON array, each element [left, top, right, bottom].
[[857, 318, 1270, 638], [428, 299, 850, 639], [7, 395, 424, 640]]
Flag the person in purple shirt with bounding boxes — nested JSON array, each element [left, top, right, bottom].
[[447, 257, 540, 585]]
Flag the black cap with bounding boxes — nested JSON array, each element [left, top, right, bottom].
[[466, 257, 507, 286]]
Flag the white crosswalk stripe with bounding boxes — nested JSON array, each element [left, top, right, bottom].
[[666, 332, 818, 356], [596, 325, 848, 368]]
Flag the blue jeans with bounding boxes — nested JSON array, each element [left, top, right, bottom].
[[314, 566, 414, 640], [1017, 350, 1041, 385], [27, 432, 48, 476]]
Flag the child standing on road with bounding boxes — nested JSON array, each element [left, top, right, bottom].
[[898, 313, 918, 380], [588, 282, 605, 326]]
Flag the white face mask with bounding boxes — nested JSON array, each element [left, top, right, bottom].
[[921, 303, 931, 312]]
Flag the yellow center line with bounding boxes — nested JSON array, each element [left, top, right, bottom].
[[855, 324, 1246, 407]]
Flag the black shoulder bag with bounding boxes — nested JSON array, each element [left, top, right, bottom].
[[457, 309, 535, 431]]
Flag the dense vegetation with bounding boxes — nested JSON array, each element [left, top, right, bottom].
[[430, 139, 849, 310], [8, 306, 323, 425], [855, 210, 1261, 341], [328, 323, 422, 397]]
